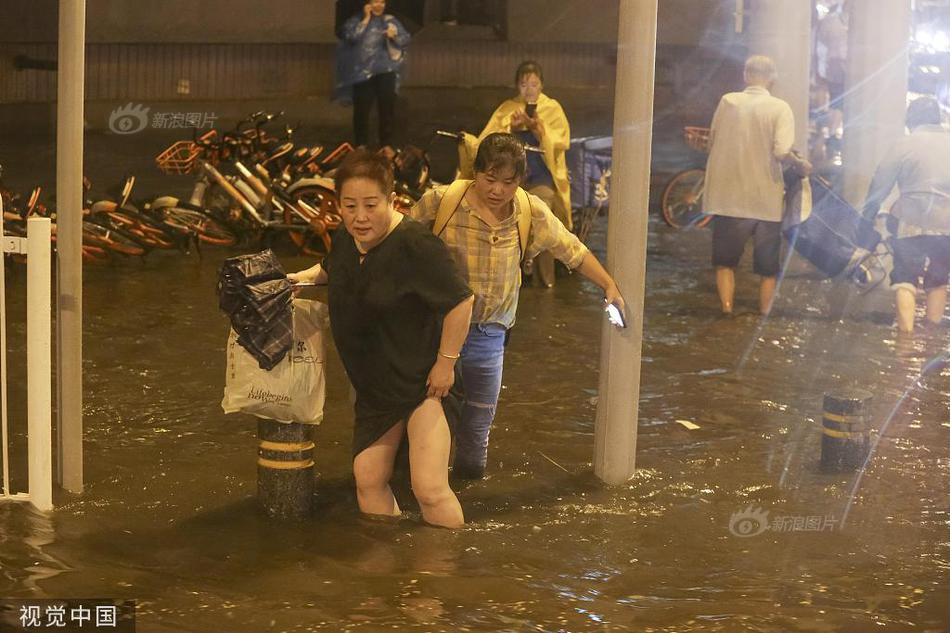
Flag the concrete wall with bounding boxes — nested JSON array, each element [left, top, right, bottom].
[[0, 1, 743, 134], [0, 0, 338, 43], [507, 0, 740, 47], [506, 0, 618, 43], [1, 0, 737, 45]]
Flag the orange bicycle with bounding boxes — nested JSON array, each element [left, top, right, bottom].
[[660, 126, 713, 229]]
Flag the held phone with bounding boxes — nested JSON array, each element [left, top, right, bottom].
[[291, 281, 324, 288], [525, 102, 538, 118], [605, 302, 627, 329]]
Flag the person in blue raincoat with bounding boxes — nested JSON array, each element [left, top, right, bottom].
[[335, 0, 410, 150]]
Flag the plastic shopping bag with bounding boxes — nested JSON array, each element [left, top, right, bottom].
[[221, 299, 328, 424]]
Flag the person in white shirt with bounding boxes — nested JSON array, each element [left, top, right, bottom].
[[704, 55, 811, 315]]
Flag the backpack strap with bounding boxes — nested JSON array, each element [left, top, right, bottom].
[[433, 179, 473, 237], [514, 187, 532, 263]]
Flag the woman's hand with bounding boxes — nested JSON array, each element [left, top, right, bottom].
[[287, 271, 309, 296], [386, 23, 398, 39], [604, 281, 625, 313], [526, 115, 545, 139], [363, 3, 373, 20], [509, 109, 529, 131], [287, 265, 326, 295], [287, 271, 312, 284], [426, 356, 456, 399]]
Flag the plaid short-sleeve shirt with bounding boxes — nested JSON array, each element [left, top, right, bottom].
[[410, 185, 588, 328]]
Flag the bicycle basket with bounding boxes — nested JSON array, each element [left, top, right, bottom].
[[683, 127, 711, 153], [155, 140, 204, 175]]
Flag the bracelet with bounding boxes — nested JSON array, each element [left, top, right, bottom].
[[438, 351, 460, 360]]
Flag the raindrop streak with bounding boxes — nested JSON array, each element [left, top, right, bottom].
[[841, 348, 950, 528]]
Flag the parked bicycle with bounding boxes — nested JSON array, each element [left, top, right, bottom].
[[660, 126, 713, 229]]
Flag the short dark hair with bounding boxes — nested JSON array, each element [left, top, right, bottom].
[[473, 133, 526, 180], [515, 60, 544, 86], [906, 96, 941, 130], [334, 149, 394, 195]]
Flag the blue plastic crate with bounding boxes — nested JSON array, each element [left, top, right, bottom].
[[567, 136, 613, 209]]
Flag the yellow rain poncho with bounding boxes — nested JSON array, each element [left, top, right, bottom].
[[459, 92, 572, 229]]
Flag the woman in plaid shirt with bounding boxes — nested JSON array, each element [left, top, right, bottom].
[[411, 133, 624, 479]]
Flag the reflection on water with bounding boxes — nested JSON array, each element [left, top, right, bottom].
[[0, 214, 947, 631], [0, 504, 70, 594]]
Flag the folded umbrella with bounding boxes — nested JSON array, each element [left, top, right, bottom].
[[217, 250, 294, 370]]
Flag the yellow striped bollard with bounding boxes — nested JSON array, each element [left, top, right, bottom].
[[257, 419, 314, 518], [820, 391, 872, 472]]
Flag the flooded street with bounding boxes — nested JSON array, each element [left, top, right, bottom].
[[2, 217, 947, 631], [2, 129, 949, 631]]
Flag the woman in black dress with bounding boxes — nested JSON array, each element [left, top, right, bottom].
[[289, 150, 473, 528]]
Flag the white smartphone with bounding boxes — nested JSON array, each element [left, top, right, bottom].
[[605, 302, 627, 329]]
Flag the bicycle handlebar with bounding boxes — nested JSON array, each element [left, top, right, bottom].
[[435, 130, 544, 154], [236, 110, 278, 133], [434, 129, 542, 153]]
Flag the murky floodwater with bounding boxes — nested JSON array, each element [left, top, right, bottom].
[[1, 122, 949, 631], [2, 212, 947, 632]]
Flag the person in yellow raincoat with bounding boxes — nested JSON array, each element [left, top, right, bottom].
[[458, 60, 572, 287]]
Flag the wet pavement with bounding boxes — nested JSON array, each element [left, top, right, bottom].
[[1, 104, 949, 631]]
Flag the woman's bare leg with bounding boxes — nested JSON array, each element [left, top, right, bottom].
[[407, 398, 464, 528], [352, 421, 405, 518]]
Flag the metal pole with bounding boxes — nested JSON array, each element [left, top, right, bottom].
[[1, 190, 9, 497], [257, 419, 315, 518], [593, 0, 657, 485], [27, 218, 53, 512], [56, 0, 86, 492], [841, 0, 912, 207], [749, 0, 812, 154]]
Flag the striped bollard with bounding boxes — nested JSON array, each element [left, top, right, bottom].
[[257, 419, 314, 518], [820, 391, 872, 472]]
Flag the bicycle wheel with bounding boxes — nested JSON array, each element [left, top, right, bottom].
[[101, 211, 176, 250], [661, 169, 712, 229], [287, 185, 338, 252], [115, 204, 179, 248], [196, 215, 238, 246], [291, 185, 341, 228], [81, 244, 112, 264], [163, 207, 237, 247], [82, 222, 147, 257]]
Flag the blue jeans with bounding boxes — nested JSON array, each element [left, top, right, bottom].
[[454, 323, 507, 474]]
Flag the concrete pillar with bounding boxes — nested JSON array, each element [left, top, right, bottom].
[[841, 0, 912, 207], [593, 0, 656, 485], [748, 0, 812, 153], [56, 0, 86, 493]]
